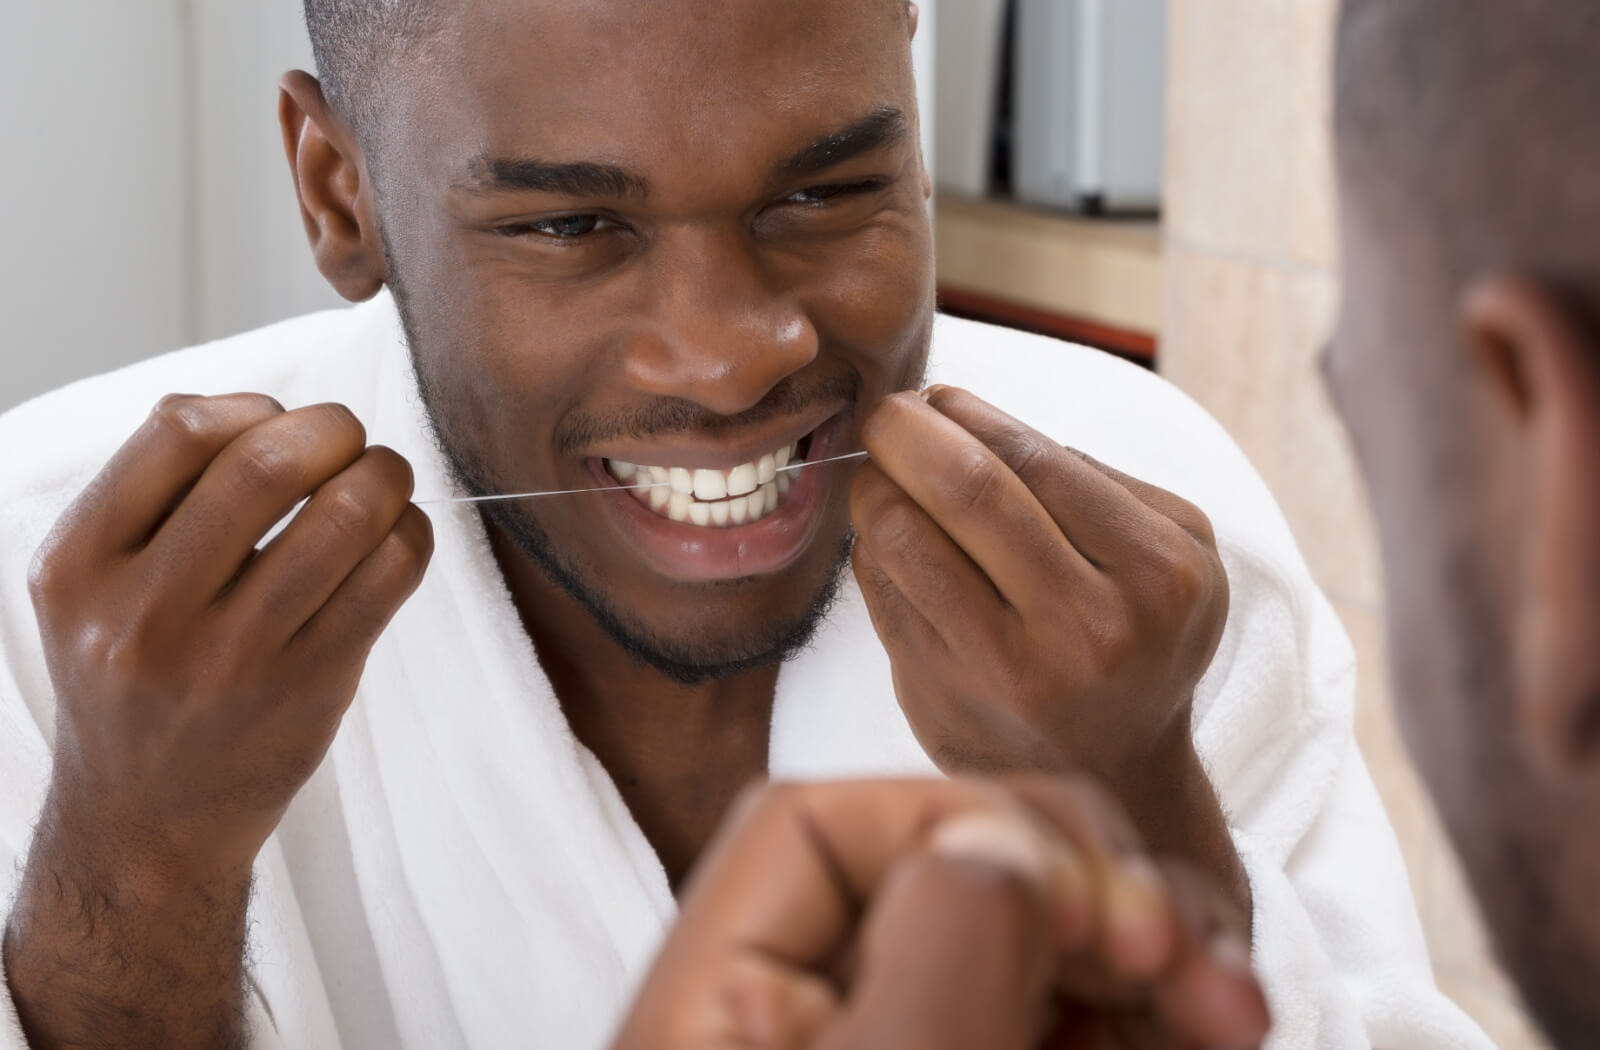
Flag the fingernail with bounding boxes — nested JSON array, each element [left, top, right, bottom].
[[1106, 859, 1174, 977], [920, 384, 947, 402], [929, 812, 1049, 883], [1208, 932, 1254, 978]]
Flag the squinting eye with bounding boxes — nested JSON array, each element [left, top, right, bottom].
[[500, 214, 613, 239], [784, 180, 886, 205]]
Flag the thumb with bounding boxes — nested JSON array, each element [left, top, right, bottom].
[[816, 848, 1058, 1050]]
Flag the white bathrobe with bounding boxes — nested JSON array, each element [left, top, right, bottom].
[[0, 294, 1489, 1050]]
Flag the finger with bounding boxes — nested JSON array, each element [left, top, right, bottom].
[[290, 504, 434, 696], [816, 851, 1056, 1050], [611, 949, 840, 1050], [140, 403, 370, 601], [226, 446, 416, 638], [1149, 861, 1270, 1049], [924, 386, 1218, 568], [1006, 777, 1183, 983], [860, 392, 1090, 613], [52, 393, 286, 558], [850, 534, 950, 657], [850, 467, 991, 649]]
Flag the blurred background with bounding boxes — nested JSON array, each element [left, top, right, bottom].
[[0, 2, 1549, 1045]]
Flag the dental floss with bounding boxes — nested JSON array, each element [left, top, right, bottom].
[[415, 449, 870, 507]]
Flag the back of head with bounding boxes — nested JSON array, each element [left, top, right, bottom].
[[1336, 0, 1600, 308], [1331, 3, 1600, 1047]]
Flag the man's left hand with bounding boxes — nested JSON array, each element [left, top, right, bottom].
[[850, 386, 1240, 906]]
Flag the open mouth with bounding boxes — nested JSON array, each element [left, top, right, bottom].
[[603, 432, 813, 528]]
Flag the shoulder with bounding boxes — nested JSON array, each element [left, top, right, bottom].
[[928, 314, 1301, 571]]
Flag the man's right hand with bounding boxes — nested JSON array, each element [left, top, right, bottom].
[[5, 393, 433, 1050]]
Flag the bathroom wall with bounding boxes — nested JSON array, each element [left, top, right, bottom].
[[1, 1, 191, 410]]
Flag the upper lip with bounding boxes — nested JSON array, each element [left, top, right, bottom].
[[589, 407, 839, 471]]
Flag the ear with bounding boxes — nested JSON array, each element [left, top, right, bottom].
[[278, 71, 387, 302], [1462, 276, 1600, 776]]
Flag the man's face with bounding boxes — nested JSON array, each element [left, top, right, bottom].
[[1329, 186, 1600, 1043], [365, 0, 934, 677]]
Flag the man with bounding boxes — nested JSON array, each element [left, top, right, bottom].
[[1330, 0, 1600, 1044], [616, 0, 1600, 1047], [0, 2, 1482, 1048]]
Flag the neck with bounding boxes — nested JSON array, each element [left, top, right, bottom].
[[487, 525, 777, 890]]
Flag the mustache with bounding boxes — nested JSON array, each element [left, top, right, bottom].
[[554, 373, 862, 455]]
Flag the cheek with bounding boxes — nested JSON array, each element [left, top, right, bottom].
[[803, 217, 936, 378]]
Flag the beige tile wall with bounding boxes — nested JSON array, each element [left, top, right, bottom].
[[1159, 2, 1549, 1047]]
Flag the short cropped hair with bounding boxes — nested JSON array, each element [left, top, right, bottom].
[[1335, 0, 1600, 302], [303, 0, 437, 135]]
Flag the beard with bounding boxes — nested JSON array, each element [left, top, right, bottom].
[[1429, 543, 1600, 1050], [385, 259, 868, 687]]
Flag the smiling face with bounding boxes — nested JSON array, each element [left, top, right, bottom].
[[356, 0, 934, 679]]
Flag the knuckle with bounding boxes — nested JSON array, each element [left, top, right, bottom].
[[1176, 498, 1218, 546], [1142, 538, 1211, 611], [26, 538, 65, 606], [863, 499, 922, 554], [150, 395, 220, 449], [231, 434, 301, 494], [1006, 434, 1054, 481], [322, 486, 377, 541], [234, 392, 287, 417], [947, 449, 1005, 514]]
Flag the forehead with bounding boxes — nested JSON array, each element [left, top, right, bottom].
[[390, 0, 913, 186]]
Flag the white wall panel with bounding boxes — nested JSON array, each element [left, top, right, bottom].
[[191, 0, 342, 344], [0, 1, 190, 411], [915, 0, 937, 175]]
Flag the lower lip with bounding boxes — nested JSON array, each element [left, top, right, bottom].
[[588, 418, 845, 583]]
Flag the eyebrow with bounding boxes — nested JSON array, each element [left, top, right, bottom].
[[457, 104, 908, 201], [459, 158, 649, 200], [775, 105, 909, 180]]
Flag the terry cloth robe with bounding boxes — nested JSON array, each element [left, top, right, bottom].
[[0, 293, 1491, 1050]]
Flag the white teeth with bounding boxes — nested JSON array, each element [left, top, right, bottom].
[[693, 469, 728, 501], [607, 438, 807, 528], [726, 463, 759, 497]]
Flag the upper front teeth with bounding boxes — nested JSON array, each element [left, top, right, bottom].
[[605, 441, 802, 526]]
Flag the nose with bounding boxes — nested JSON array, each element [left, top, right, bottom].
[[620, 227, 820, 418]]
